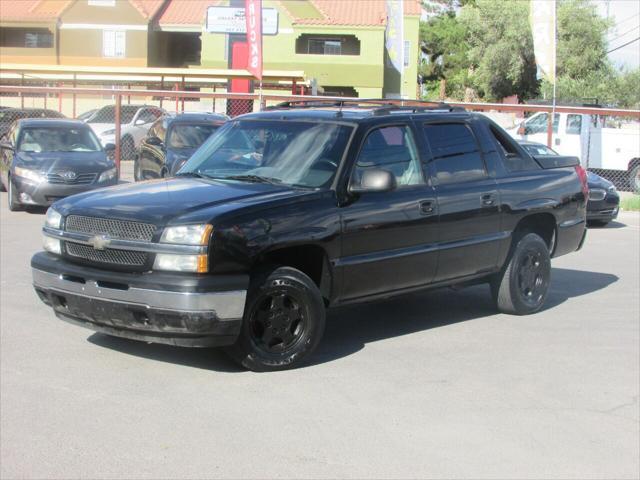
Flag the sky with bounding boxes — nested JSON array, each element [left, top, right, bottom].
[[591, 0, 638, 69]]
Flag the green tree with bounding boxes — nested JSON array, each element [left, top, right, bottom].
[[459, 0, 538, 101], [419, 12, 470, 99]]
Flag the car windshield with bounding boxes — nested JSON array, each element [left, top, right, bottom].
[[87, 106, 140, 124], [17, 126, 102, 152], [168, 124, 220, 149], [179, 120, 354, 188], [522, 144, 557, 156]]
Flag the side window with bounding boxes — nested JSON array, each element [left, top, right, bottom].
[[423, 123, 486, 185], [353, 125, 424, 187], [566, 114, 582, 135], [137, 109, 157, 124], [487, 124, 540, 172]]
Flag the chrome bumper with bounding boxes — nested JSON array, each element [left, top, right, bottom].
[[32, 268, 246, 320]]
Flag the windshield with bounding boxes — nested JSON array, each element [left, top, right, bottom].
[[168, 124, 220, 149], [18, 127, 102, 152], [87, 106, 139, 124], [179, 120, 353, 188]]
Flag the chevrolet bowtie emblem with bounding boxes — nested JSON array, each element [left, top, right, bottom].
[[88, 234, 111, 250]]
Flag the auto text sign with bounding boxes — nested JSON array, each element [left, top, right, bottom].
[[245, 0, 263, 81], [206, 6, 278, 35]]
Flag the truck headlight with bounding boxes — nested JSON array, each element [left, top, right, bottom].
[[43, 236, 61, 254], [98, 167, 118, 183], [160, 224, 213, 245], [14, 166, 45, 184], [153, 254, 208, 273], [45, 208, 62, 229]]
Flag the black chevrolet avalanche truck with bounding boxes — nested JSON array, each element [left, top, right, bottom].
[[31, 102, 588, 371]]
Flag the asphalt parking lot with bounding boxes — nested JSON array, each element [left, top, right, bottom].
[[1, 179, 638, 479]]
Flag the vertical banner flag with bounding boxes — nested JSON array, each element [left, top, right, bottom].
[[385, 0, 404, 73], [245, 0, 263, 81], [530, 0, 556, 82]]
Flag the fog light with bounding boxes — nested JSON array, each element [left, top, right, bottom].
[[19, 192, 34, 204], [43, 236, 61, 254]]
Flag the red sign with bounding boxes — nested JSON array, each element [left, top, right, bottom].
[[245, 0, 263, 81]]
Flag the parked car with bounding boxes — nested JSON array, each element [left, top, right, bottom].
[[32, 102, 588, 371], [134, 112, 228, 180], [0, 119, 118, 211], [76, 108, 97, 122], [519, 140, 620, 225], [82, 105, 165, 160], [0, 108, 66, 139], [508, 110, 640, 192]]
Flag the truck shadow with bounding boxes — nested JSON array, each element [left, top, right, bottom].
[[87, 267, 617, 371]]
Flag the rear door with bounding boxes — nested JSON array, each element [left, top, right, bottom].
[[339, 123, 439, 300], [421, 121, 502, 282]]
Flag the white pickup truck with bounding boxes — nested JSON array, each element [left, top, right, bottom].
[[508, 111, 640, 192]]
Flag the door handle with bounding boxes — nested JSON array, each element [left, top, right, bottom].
[[419, 200, 435, 215], [481, 193, 496, 207]]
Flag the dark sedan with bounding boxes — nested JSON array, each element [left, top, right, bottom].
[[518, 140, 620, 225], [134, 112, 228, 181], [0, 119, 118, 211]]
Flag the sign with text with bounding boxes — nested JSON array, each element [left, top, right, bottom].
[[245, 0, 263, 80], [206, 6, 278, 35]]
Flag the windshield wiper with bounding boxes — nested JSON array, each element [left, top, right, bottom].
[[223, 174, 282, 184], [176, 171, 207, 178]]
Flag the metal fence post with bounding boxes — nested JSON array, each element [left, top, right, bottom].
[[546, 109, 553, 147], [115, 93, 121, 178]]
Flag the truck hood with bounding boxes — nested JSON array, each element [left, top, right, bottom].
[[53, 177, 306, 226]]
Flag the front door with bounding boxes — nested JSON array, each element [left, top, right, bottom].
[[339, 124, 439, 301]]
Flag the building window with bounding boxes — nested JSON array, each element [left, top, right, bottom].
[[308, 39, 341, 55], [103, 30, 125, 58], [404, 41, 410, 68], [296, 34, 360, 56], [0, 28, 53, 48]]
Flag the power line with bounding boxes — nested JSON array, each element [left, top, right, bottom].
[[606, 36, 640, 54], [607, 24, 639, 43], [611, 12, 640, 29]]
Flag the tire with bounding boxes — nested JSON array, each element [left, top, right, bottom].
[[7, 175, 22, 212], [491, 233, 551, 315], [160, 168, 168, 179], [121, 136, 135, 161], [225, 266, 326, 372], [629, 164, 640, 194], [0, 176, 6, 192]]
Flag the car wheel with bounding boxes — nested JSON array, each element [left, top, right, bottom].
[[121, 136, 135, 161], [225, 266, 326, 372], [630, 164, 640, 194], [7, 175, 22, 212], [160, 168, 168, 178], [491, 233, 551, 315]]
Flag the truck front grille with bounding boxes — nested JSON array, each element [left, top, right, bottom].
[[63, 216, 156, 269], [65, 242, 148, 266], [65, 215, 156, 241], [47, 173, 97, 185]]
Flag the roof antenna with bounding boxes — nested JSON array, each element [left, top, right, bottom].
[[336, 99, 344, 118]]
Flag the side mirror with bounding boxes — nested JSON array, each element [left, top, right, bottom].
[[0, 142, 14, 151], [146, 136, 163, 147], [349, 169, 397, 194], [104, 143, 116, 152]]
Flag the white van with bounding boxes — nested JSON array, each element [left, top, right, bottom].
[[508, 111, 640, 191]]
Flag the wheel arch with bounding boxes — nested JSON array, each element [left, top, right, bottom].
[[512, 212, 557, 252], [257, 244, 333, 304]]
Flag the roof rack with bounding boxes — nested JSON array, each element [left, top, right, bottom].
[[265, 98, 466, 114]]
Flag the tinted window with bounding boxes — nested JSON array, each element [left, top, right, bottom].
[[137, 109, 160, 124], [423, 123, 486, 184], [168, 124, 220, 148], [354, 126, 423, 187], [525, 113, 559, 135], [488, 124, 540, 172], [88, 106, 140, 124]]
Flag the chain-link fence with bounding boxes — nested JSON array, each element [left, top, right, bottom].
[[1, 86, 639, 194]]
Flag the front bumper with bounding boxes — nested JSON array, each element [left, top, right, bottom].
[[587, 206, 619, 222], [12, 175, 118, 206], [32, 252, 248, 347]]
